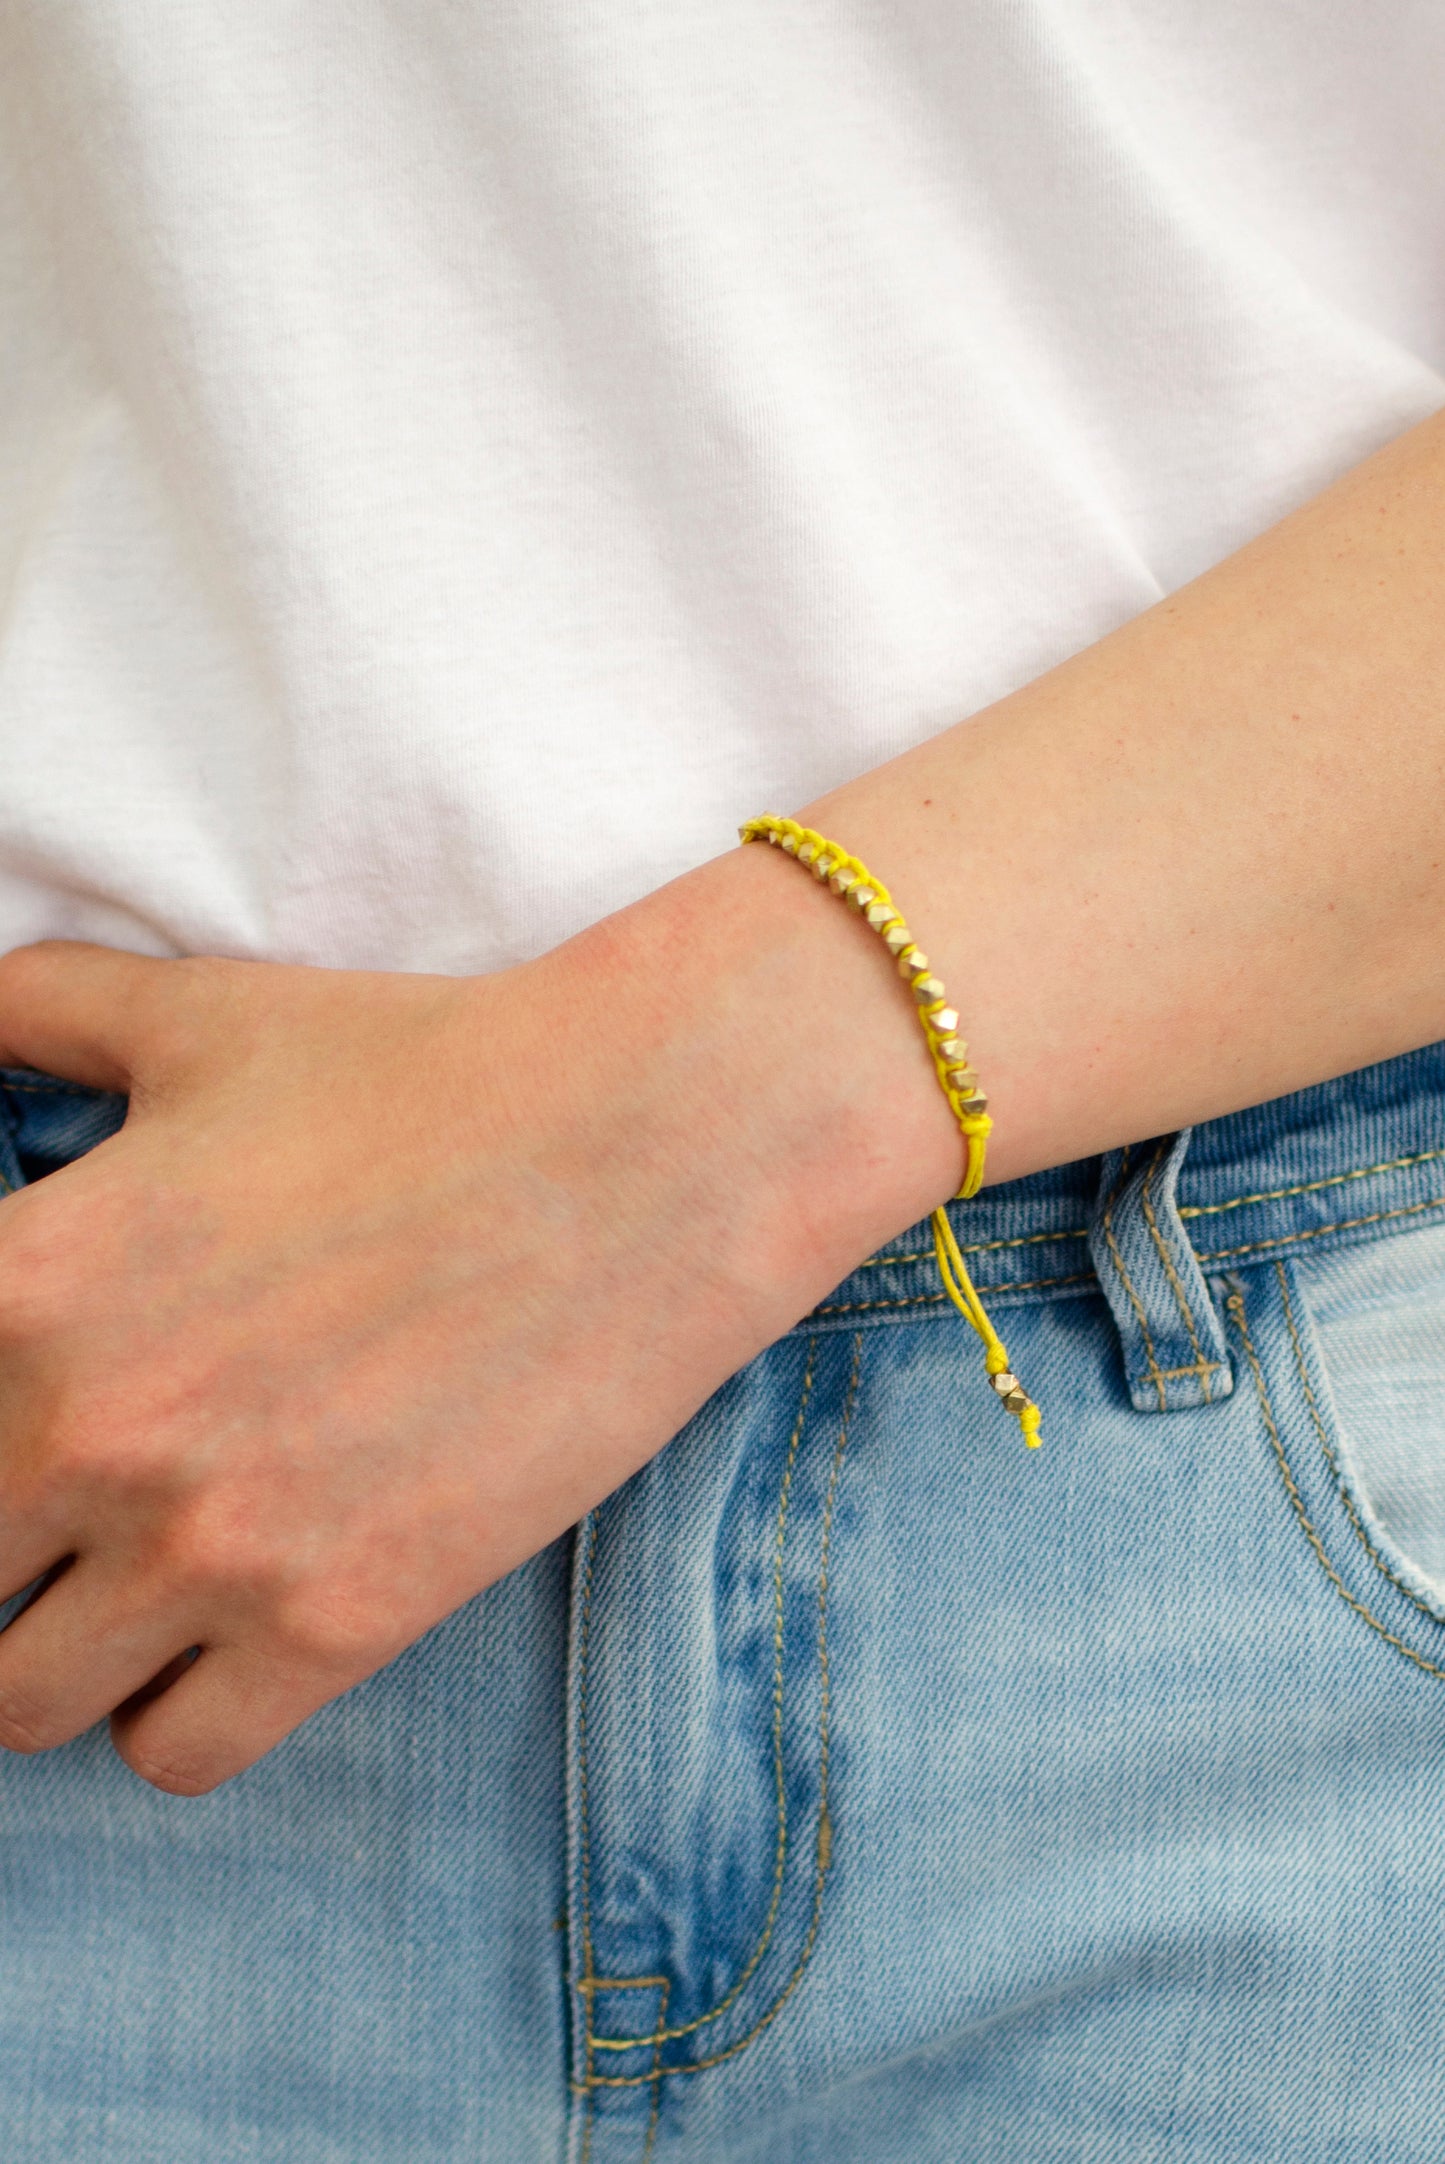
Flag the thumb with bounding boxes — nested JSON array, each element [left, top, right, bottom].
[[0, 941, 177, 1092]]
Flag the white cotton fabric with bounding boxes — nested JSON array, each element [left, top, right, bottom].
[[0, 2, 1442, 971]]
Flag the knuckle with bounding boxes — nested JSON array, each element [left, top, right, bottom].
[[0, 1410, 197, 1547], [0, 1448, 68, 1528], [0, 1682, 66, 1756], [0, 940, 71, 1009], [272, 1586, 382, 1674], [45, 1416, 167, 1504], [124, 1746, 223, 1798], [153, 1519, 280, 1607], [37, 1412, 112, 1484], [156, 1514, 376, 1670]]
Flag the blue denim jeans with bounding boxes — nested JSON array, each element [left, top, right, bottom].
[[2, 1049, 1445, 2161]]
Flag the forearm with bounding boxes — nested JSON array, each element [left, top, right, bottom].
[[593, 405, 1445, 1292], [1, 409, 1442, 1791]]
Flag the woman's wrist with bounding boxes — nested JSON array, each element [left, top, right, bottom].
[[530, 835, 965, 1328]]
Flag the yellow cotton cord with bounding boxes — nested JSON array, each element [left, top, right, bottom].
[[740, 812, 1042, 1447], [932, 1206, 1043, 1448]]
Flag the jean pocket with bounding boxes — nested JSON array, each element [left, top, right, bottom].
[[566, 1328, 860, 2110], [1223, 1241, 1445, 1680]]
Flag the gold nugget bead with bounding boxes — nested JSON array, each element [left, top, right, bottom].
[[739, 809, 1040, 1447]]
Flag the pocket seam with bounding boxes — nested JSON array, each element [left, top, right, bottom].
[[1276, 1259, 1445, 1630], [1227, 1271, 1445, 1682], [575, 1331, 860, 2094]]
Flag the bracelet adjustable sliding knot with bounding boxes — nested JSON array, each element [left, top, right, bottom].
[[740, 813, 1042, 1447]]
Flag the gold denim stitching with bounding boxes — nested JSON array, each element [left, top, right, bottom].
[[640, 1978, 669, 2163], [585, 1342, 817, 2058], [1139, 1137, 1221, 1401], [815, 1271, 1093, 1316], [847, 1150, 1445, 1287], [812, 1337, 851, 1902], [1099, 1143, 1169, 1411], [1275, 1262, 1445, 1629], [1196, 1193, 1445, 1264], [1179, 1146, 1445, 1220], [771, 1170, 1445, 1339], [1227, 1283, 1445, 1682], [577, 1974, 670, 2163], [578, 1333, 861, 2087], [857, 1226, 1087, 1267]]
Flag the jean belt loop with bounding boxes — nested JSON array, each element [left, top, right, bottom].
[[1087, 1130, 1234, 1413]]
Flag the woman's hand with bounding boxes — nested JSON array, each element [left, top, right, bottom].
[[0, 862, 952, 1794]]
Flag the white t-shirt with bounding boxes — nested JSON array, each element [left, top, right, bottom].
[[1, 3, 1441, 970]]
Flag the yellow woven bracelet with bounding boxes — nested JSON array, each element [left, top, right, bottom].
[[740, 813, 1042, 1447]]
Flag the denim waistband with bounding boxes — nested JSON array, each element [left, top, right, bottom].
[[5, 1047, 1445, 1415], [809, 1042, 1445, 1410]]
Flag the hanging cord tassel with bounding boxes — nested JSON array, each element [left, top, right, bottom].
[[932, 1206, 1042, 1447], [740, 812, 1043, 1447]]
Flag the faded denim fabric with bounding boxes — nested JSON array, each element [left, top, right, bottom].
[[1, 1049, 1445, 2161]]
